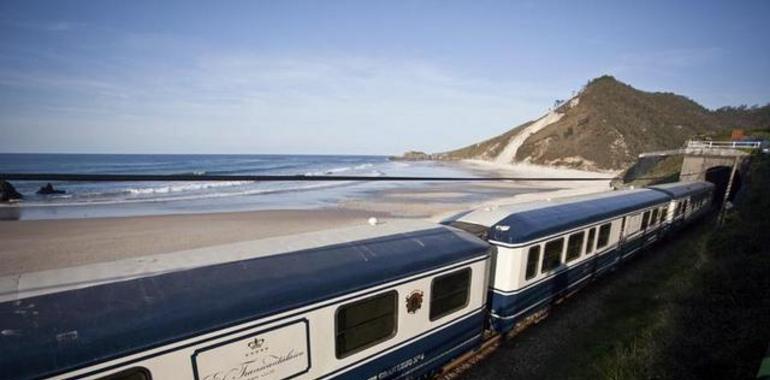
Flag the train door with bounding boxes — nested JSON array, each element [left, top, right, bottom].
[[587, 226, 598, 276], [615, 216, 627, 264], [619, 216, 627, 247]]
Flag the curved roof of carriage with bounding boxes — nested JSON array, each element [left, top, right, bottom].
[[0, 221, 488, 380], [486, 189, 671, 245], [648, 181, 714, 199]]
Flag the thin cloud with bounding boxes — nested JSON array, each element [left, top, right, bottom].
[[607, 47, 724, 76], [0, 53, 561, 154], [0, 16, 80, 32]]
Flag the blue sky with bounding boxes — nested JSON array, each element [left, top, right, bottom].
[[1, 1, 768, 155]]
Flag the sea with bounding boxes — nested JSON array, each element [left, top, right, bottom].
[[0, 154, 481, 220]]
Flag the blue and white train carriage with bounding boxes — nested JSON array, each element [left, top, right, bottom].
[[649, 181, 714, 231], [444, 182, 713, 334], [0, 221, 490, 380]]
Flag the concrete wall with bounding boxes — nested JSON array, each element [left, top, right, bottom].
[[679, 148, 748, 182], [680, 156, 739, 182]]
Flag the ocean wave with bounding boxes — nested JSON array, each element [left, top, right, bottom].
[[303, 163, 375, 176], [17, 180, 361, 207], [203, 164, 307, 175], [125, 181, 252, 196], [23, 169, 385, 204], [154, 170, 209, 176]]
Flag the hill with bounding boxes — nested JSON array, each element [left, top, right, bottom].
[[433, 76, 769, 171]]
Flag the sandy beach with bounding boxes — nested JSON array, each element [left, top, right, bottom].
[[0, 161, 616, 276], [0, 208, 392, 276]]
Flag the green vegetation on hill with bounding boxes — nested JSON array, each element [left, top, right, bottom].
[[516, 76, 725, 169], [714, 105, 770, 132], [614, 155, 683, 189], [436, 75, 770, 171], [709, 126, 770, 142]]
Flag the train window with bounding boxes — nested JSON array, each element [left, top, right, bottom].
[[525, 246, 541, 280], [641, 211, 650, 230], [336, 290, 397, 358], [651, 209, 659, 225], [661, 207, 668, 222], [541, 238, 564, 273], [586, 228, 596, 254], [597, 223, 611, 248], [96, 368, 151, 380], [566, 232, 584, 262], [430, 268, 471, 321]]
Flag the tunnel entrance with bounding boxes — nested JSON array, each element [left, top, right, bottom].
[[705, 166, 742, 206]]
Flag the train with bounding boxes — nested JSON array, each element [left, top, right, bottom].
[[0, 181, 714, 380]]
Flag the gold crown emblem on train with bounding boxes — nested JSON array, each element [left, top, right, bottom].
[[247, 338, 265, 350], [406, 290, 424, 314]]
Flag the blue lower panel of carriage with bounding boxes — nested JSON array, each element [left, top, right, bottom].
[[488, 256, 596, 333], [487, 247, 628, 333], [670, 217, 687, 232], [333, 310, 485, 380], [595, 248, 621, 274], [621, 237, 644, 259], [488, 232, 668, 333]]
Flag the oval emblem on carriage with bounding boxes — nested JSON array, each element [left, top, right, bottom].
[[405, 290, 424, 314]]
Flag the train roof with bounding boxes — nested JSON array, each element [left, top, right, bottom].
[[485, 189, 670, 245], [647, 181, 714, 198], [450, 189, 651, 228], [446, 199, 555, 228], [0, 221, 489, 380]]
